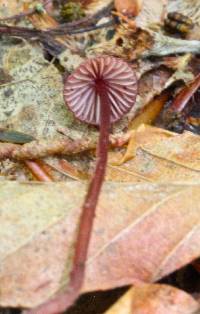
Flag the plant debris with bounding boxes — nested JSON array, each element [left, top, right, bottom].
[[1, 0, 200, 314]]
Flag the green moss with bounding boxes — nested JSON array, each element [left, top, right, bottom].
[[60, 2, 85, 22], [34, 3, 46, 14]]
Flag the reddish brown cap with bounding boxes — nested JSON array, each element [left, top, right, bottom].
[[64, 56, 137, 125]]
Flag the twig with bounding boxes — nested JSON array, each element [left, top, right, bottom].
[[0, 2, 114, 35], [0, 138, 96, 161], [142, 32, 200, 57], [0, 10, 34, 22], [0, 18, 114, 39], [49, 20, 115, 35], [0, 133, 131, 161], [0, 21, 114, 56], [0, 3, 115, 56], [0, 24, 41, 39], [0, 0, 53, 22], [0, 1, 113, 27], [55, 2, 114, 30]]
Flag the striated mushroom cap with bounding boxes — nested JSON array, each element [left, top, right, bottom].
[[64, 56, 137, 125]]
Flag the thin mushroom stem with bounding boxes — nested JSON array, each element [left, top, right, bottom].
[[24, 56, 137, 314], [70, 82, 111, 287], [24, 87, 111, 314]]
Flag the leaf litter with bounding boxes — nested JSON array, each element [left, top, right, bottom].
[[105, 284, 200, 314], [1, 0, 200, 313]]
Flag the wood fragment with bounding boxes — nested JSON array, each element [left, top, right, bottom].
[[0, 20, 114, 56], [0, 133, 129, 161], [0, 138, 95, 161]]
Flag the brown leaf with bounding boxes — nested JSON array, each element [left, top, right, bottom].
[[105, 285, 200, 314], [0, 0, 22, 18], [84, 185, 200, 292], [135, 0, 165, 30], [0, 181, 83, 308], [1, 180, 200, 308], [81, 0, 113, 15], [111, 124, 200, 177], [2, 126, 200, 308], [128, 92, 169, 131], [114, 0, 142, 17], [126, 67, 173, 125], [138, 126, 200, 171]]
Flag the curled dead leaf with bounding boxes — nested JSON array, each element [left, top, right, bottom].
[[114, 0, 142, 17]]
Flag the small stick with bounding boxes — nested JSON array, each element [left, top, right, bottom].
[[0, 10, 34, 22], [0, 132, 130, 162], [0, 19, 115, 39], [0, 0, 53, 22], [0, 139, 94, 160], [48, 20, 115, 35]]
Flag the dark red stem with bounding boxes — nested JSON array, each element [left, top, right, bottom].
[[24, 83, 110, 314]]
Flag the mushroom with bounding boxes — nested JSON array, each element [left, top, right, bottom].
[[64, 56, 137, 219], [63, 55, 137, 300], [26, 56, 137, 314]]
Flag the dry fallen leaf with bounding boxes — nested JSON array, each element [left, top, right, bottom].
[[105, 284, 200, 314], [114, 0, 143, 17], [135, 0, 165, 30], [1, 126, 200, 308], [78, 0, 113, 14], [108, 125, 200, 182], [128, 93, 169, 131], [1, 1, 200, 312], [0, 0, 23, 18], [1, 178, 200, 308], [0, 37, 95, 142], [0, 42, 69, 139]]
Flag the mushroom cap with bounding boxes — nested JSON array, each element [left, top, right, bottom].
[[64, 56, 137, 125]]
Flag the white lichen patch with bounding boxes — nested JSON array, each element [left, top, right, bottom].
[[0, 42, 76, 139]]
